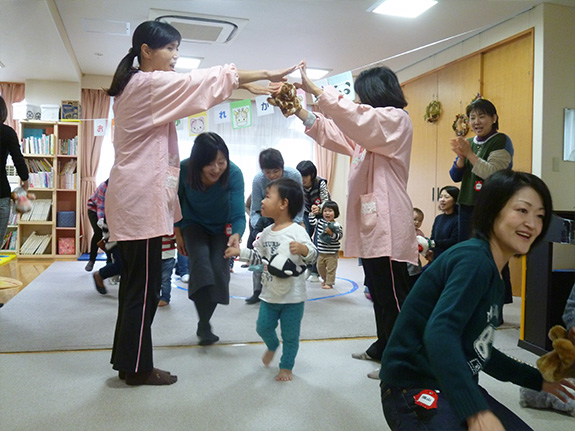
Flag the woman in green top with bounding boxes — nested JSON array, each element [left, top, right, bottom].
[[380, 170, 575, 431], [175, 132, 245, 346]]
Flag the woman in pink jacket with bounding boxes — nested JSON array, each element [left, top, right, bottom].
[[293, 64, 418, 379], [105, 20, 300, 386]]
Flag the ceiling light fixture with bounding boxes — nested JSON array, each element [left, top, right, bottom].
[[289, 68, 331, 80], [369, 0, 437, 18], [175, 56, 203, 71]]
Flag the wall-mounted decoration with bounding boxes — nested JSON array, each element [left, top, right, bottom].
[[424, 100, 441, 123], [452, 113, 469, 137]]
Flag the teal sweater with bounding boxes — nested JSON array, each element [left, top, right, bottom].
[[380, 238, 542, 421], [176, 160, 246, 237]]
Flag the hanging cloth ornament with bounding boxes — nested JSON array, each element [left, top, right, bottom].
[[452, 113, 469, 137], [423, 100, 441, 123]]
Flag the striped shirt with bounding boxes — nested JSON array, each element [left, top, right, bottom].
[[309, 215, 342, 254], [162, 234, 177, 260]]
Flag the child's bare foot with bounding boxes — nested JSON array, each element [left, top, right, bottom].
[[262, 349, 275, 367], [322, 284, 333, 289], [275, 369, 293, 381]]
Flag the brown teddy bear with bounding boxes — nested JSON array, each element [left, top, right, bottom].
[[267, 83, 302, 117], [536, 325, 575, 382]]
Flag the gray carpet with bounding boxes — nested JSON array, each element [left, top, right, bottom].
[[0, 259, 373, 353]]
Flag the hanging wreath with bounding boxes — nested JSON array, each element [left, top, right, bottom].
[[452, 114, 469, 137], [470, 93, 483, 104], [423, 100, 441, 123]]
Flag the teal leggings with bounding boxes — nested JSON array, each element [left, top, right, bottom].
[[256, 301, 304, 370]]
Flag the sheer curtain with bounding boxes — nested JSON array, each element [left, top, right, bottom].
[[0, 82, 25, 134], [80, 89, 111, 253], [175, 103, 315, 195]]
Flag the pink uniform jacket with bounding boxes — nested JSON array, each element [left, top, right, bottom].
[[306, 86, 418, 264], [107, 65, 239, 241]]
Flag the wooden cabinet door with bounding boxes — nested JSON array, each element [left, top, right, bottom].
[[404, 72, 438, 236]]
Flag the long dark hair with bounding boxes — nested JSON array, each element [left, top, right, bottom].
[[107, 21, 181, 97], [472, 170, 553, 250], [186, 132, 230, 191], [354, 66, 407, 109]]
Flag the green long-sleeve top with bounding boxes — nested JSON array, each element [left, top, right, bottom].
[[380, 238, 543, 422], [175, 160, 246, 238]]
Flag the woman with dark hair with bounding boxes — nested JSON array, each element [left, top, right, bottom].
[[292, 63, 417, 379], [296, 160, 330, 282], [380, 170, 575, 431], [449, 98, 513, 242], [0, 95, 30, 247], [175, 132, 245, 346], [424, 185, 460, 264], [105, 20, 300, 386]]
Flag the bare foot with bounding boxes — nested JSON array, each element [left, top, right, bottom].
[[322, 284, 333, 289], [275, 369, 293, 381], [262, 349, 275, 367], [125, 368, 177, 386]]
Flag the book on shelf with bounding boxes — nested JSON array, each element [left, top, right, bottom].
[[20, 199, 52, 221], [59, 136, 78, 155], [21, 134, 55, 155], [59, 159, 77, 189], [20, 231, 51, 255], [25, 158, 54, 188], [2, 230, 16, 250]]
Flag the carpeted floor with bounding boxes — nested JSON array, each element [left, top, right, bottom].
[[0, 258, 373, 353]]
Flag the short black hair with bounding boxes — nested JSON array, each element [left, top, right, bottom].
[[466, 98, 499, 131], [296, 160, 317, 181], [322, 200, 340, 218], [413, 207, 424, 220], [259, 148, 284, 170], [471, 170, 553, 251], [439, 185, 460, 202], [186, 132, 230, 191], [354, 66, 407, 109], [267, 177, 303, 220]]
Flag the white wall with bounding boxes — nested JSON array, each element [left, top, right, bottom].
[[396, 3, 575, 212], [24, 79, 80, 106]]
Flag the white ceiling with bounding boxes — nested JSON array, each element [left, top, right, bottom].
[[1, 0, 574, 84]]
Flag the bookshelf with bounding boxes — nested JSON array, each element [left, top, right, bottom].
[[17, 121, 80, 259]]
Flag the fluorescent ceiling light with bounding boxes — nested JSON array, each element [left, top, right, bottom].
[[289, 68, 331, 80], [175, 57, 202, 71], [370, 0, 437, 18]]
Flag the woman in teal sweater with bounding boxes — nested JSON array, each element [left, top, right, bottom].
[[175, 132, 245, 346], [380, 170, 575, 431]]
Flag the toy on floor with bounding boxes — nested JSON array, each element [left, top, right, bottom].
[[267, 82, 301, 117], [536, 325, 575, 382], [519, 379, 575, 417], [11, 186, 35, 214]]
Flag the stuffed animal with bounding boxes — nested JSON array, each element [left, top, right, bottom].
[[536, 325, 575, 382], [263, 253, 306, 279], [416, 235, 435, 255], [267, 82, 302, 117], [10, 186, 35, 214], [519, 381, 575, 417], [319, 221, 341, 244]]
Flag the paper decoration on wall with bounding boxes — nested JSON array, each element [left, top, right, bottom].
[[212, 103, 231, 124], [231, 99, 252, 129], [188, 111, 207, 136], [255, 95, 274, 116], [94, 119, 106, 136], [328, 71, 355, 101]]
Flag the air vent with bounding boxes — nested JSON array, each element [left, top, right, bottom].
[[149, 9, 248, 44]]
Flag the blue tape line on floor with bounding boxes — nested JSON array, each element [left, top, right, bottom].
[[175, 276, 358, 301]]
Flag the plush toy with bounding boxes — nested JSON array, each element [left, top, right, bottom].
[[267, 82, 302, 117], [10, 186, 35, 214], [263, 253, 306, 279], [519, 381, 575, 417], [536, 325, 575, 382], [416, 235, 435, 255], [319, 221, 341, 244]]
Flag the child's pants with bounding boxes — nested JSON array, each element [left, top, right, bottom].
[[160, 257, 175, 302], [317, 253, 338, 286], [256, 301, 304, 370]]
